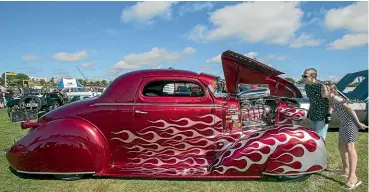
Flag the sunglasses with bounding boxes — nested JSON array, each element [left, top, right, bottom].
[[301, 75, 309, 78]]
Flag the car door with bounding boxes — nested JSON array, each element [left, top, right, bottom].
[[131, 77, 221, 169]]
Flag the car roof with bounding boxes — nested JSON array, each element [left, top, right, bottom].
[[120, 69, 200, 78], [99, 69, 203, 102]]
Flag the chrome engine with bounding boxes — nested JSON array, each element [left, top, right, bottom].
[[240, 98, 275, 129]]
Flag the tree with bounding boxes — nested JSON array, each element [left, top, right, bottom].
[[349, 82, 359, 87], [297, 79, 305, 84], [285, 77, 295, 84], [0, 77, 4, 86], [15, 73, 29, 81], [39, 79, 46, 86], [2, 73, 29, 87], [101, 80, 107, 86]]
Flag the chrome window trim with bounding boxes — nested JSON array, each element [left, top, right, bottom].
[[91, 103, 223, 108]]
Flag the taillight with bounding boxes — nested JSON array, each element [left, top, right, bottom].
[[21, 121, 39, 129]]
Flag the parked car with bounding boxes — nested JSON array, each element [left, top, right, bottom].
[[6, 50, 327, 181], [6, 90, 68, 122], [61, 87, 98, 99]]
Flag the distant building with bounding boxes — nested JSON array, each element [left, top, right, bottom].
[[29, 77, 49, 82]]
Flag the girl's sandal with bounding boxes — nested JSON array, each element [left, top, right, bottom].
[[343, 180, 362, 190]]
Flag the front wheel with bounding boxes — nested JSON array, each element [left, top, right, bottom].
[[275, 174, 311, 182]]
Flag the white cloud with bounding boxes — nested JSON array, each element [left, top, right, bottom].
[[109, 60, 140, 74], [258, 54, 290, 65], [290, 33, 324, 48], [22, 55, 40, 61], [206, 52, 259, 64], [183, 47, 196, 55], [188, 2, 303, 44], [188, 24, 209, 43], [52, 50, 88, 62], [244, 52, 258, 59], [200, 65, 216, 71], [327, 33, 368, 50], [325, 2, 368, 50], [153, 64, 164, 69], [123, 47, 180, 66], [121, 1, 176, 24], [205, 54, 221, 64], [109, 47, 191, 73], [81, 62, 94, 68], [325, 2, 368, 33], [178, 2, 214, 16], [326, 75, 341, 82]]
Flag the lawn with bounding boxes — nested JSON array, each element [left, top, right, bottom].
[[0, 108, 367, 192]]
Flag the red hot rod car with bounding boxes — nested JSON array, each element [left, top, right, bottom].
[[6, 50, 327, 181]]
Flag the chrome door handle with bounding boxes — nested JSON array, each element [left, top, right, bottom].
[[135, 110, 148, 114]]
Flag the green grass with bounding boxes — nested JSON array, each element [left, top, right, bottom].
[[0, 108, 367, 192]]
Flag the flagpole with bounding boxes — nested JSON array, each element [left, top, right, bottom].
[[4, 73, 7, 88]]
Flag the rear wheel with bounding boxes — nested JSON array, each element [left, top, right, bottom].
[[54, 174, 84, 181], [275, 174, 311, 182]]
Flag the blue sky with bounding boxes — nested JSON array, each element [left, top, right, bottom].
[[0, 1, 367, 82]]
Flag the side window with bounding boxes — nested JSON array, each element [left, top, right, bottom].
[[143, 80, 205, 97]]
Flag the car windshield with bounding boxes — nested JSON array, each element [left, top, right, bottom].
[[208, 78, 228, 98]]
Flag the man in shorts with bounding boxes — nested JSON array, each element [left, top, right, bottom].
[[303, 68, 332, 140]]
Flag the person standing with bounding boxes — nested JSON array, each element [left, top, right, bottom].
[[0, 91, 3, 108], [302, 68, 332, 140], [322, 82, 365, 189]]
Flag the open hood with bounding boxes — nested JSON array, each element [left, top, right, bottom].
[[221, 50, 302, 98]]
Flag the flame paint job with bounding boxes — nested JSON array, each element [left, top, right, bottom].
[[6, 51, 327, 179], [275, 100, 308, 124]]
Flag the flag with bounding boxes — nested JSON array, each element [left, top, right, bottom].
[[5, 72, 17, 76]]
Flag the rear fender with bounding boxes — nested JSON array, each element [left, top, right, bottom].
[[6, 118, 111, 174], [208, 125, 327, 176]]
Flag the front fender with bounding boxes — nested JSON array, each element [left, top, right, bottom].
[[6, 118, 110, 174], [208, 125, 327, 177], [6, 98, 20, 107], [263, 131, 327, 176]]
